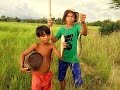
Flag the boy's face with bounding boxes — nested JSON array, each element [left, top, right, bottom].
[[39, 33, 50, 43], [65, 12, 75, 24]]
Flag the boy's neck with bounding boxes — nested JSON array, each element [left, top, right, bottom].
[[66, 23, 74, 29], [40, 42, 49, 45]]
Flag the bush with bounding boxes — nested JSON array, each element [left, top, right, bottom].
[[99, 19, 120, 35]]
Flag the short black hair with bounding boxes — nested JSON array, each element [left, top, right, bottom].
[[36, 25, 50, 37], [27, 52, 43, 71]]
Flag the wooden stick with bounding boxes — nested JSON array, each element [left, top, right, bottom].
[[49, 0, 52, 43], [61, 35, 65, 56]]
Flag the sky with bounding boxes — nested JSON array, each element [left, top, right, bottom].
[[0, 0, 120, 22]]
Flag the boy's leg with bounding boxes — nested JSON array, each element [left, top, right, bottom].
[[60, 80, 65, 90], [70, 63, 83, 88], [58, 60, 68, 90], [42, 72, 53, 90], [42, 82, 52, 90]]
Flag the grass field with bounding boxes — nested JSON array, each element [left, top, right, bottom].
[[0, 22, 120, 90]]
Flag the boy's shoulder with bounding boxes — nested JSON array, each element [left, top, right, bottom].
[[49, 43, 56, 48], [74, 22, 81, 27], [49, 43, 55, 46], [30, 43, 38, 48], [72, 22, 81, 30], [59, 25, 66, 30]]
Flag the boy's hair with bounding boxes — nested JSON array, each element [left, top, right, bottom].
[[27, 52, 43, 71], [36, 25, 50, 37]]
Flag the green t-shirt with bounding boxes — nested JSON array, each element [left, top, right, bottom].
[[55, 23, 81, 63]]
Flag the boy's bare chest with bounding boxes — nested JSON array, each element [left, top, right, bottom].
[[35, 45, 52, 56]]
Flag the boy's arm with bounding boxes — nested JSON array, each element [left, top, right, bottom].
[[79, 13, 87, 36], [81, 22, 87, 36], [47, 18, 58, 43], [50, 31, 58, 43], [52, 44, 62, 60], [20, 44, 37, 72]]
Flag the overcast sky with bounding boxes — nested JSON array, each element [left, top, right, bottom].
[[0, 0, 120, 22]]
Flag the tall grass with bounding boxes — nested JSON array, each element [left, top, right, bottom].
[[0, 22, 119, 90], [80, 30, 120, 90]]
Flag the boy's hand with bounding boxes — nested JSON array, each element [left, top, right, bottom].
[[79, 13, 86, 23], [47, 18, 53, 29], [21, 67, 28, 72], [62, 42, 67, 49]]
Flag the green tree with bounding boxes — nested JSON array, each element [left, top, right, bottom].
[[55, 17, 63, 24], [6, 17, 11, 22], [1, 15, 7, 21], [14, 17, 20, 22], [40, 17, 47, 23], [88, 21, 102, 26], [99, 19, 120, 35], [110, 0, 120, 9]]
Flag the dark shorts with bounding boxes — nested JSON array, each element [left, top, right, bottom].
[[58, 60, 83, 87]]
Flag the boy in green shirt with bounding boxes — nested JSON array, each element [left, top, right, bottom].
[[48, 9, 87, 90]]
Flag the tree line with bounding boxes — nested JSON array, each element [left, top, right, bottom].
[[0, 15, 120, 35], [0, 15, 63, 24]]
